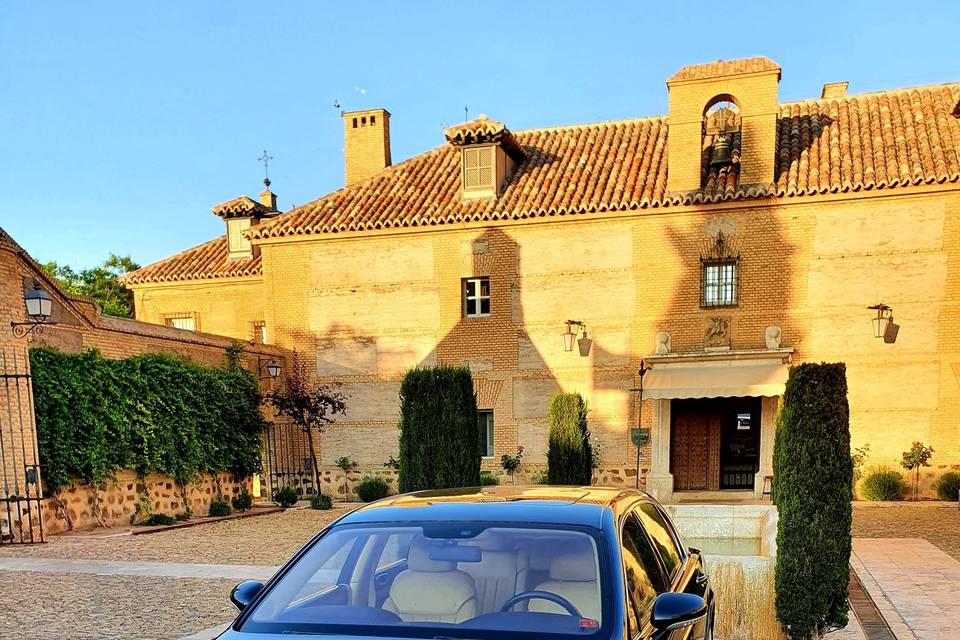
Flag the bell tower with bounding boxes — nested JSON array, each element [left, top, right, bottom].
[[666, 57, 780, 193]]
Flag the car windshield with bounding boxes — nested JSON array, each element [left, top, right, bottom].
[[241, 522, 609, 639]]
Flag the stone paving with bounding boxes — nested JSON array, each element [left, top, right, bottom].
[[852, 538, 960, 640]]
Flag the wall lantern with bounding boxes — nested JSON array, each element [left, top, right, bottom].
[[11, 281, 57, 338], [562, 320, 592, 357], [258, 358, 282, 379], [867, 303, 898, 344]]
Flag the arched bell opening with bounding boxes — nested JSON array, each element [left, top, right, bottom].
[[701, 97, 742, 192]]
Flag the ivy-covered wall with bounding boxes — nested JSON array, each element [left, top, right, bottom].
[[30, 347, 267, 495]]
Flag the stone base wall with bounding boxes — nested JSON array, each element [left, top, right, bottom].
[[313, 464, 644, 502], [40, 470, 251, 534]]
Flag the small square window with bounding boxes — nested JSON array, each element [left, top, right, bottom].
[[165, 314, 196, 331], [701, 260, 738, 307], [463, 277, 490, 317], [479, 410, 494, 458]]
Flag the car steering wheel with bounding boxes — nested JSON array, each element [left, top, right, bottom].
[[499, 590, 582, 617]]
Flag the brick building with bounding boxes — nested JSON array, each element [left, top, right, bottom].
[[122, 57, 960, 500], [0, 227, 282, 536]]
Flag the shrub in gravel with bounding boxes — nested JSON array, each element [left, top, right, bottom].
[[356, 475, 390, 502], [208, 500, 231, 517], [860, 468, 904, 501], [232, 487, 253, 512], [273, 486, 298, 508], [480, 470, 500, 486], [935, 472, 960, 502], [143, 513, 175, 526], [310, 493, 333, 510]]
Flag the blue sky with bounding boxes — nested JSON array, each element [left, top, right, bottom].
[[2, 1, 958, 269]]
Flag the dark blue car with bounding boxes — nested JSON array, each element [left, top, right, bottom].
[[223, 486, 714, 640]]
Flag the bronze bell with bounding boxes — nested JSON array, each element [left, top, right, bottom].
[[710, 133, 733, 168]]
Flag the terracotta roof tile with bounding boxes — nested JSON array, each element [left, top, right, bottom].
[[211, 195, 272, 219], [668, 56, 781, 83], [126, 83, 960, 283], [120, 235, 262, 284]]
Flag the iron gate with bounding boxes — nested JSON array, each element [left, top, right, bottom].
[[262, 422, 316, 499], [0, 345, 44, 544]]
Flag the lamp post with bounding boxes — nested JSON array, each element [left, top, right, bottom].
[[631, 360, 649, 489], [11, 281, 56, 338]]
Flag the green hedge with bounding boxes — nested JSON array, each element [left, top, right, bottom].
[[30, 347, 266, 494], [547, 393, 592, 486], [935, 472, 960, 502], [773, 363, 852, 639], [398, 366, 479, 492]]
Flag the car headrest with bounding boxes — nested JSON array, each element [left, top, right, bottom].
[[407, 539, 456, 572], [549, 547, 597, 582]]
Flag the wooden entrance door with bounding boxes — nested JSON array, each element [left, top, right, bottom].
[[671, 406, 722, 491]]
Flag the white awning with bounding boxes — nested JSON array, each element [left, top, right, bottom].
[[644, 362, 788, 399]]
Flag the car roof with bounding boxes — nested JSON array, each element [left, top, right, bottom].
[[337, 485, 645, 529]]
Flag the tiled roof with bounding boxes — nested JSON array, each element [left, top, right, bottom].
[[444, 115, 526, 161], [669, 56, 781, 82], [244, 83, 960, 240], [211, 195, 272, 219], [120, 235, 262, 284]]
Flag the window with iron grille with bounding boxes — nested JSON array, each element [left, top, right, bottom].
[[701, 259, 738, 307], [462, 146, 495, 191], [463, 277, 490, 317], [479, 410, 494, 458]]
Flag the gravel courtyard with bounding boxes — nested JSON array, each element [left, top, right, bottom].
[[0, 506, 351, 640], [1, 502, 956, 639]]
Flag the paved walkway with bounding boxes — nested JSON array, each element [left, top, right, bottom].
[[852, 538, 960, 640]]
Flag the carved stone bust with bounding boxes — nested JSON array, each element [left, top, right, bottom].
[[655, 331, 672, 355], [765, 325, 782, 350]]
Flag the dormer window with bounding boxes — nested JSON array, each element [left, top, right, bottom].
[[462, 146, 495, 193], [443, 114, 526, 202], [227, 218, 252, 259]]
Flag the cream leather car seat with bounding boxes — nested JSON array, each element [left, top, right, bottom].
[[383, 539, 477, 623], [528, 545, 601, 621], [460, 533, 524, 614]]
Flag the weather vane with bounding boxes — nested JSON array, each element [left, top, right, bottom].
[[258, 150, 273, 188]]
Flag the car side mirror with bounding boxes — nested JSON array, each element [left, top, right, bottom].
[[650, 592, 707, 632], [231, 580, 264, 612]]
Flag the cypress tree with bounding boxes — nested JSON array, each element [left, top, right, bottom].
[[547, 392, 592, 485], [398, 366, 480, 492], [773, 363, 852, 639]]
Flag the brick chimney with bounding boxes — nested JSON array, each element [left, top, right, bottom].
[[343, 108, 392, 186], [821, 81, 848, 99]]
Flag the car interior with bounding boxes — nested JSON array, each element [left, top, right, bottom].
[[248, 526, 605, 635]]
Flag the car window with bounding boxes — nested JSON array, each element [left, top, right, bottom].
[[243, 523, 607, 639], [634, 503, 683, 581], [621, 514, 669, 636]]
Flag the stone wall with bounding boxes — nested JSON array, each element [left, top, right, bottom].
[[40, 470, 251, 534]]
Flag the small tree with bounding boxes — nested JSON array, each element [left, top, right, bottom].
[[398, 366, 480, 492], [900, 441, 934, 501], [547, 393, 592, 485], [773, 363, 852, 640], [266, 353, 346, 491]]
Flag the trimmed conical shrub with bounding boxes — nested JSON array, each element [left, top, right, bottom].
[[398, 366, 480, 492], [547, 392, 592, 485], [773, 363, 852, 639]]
